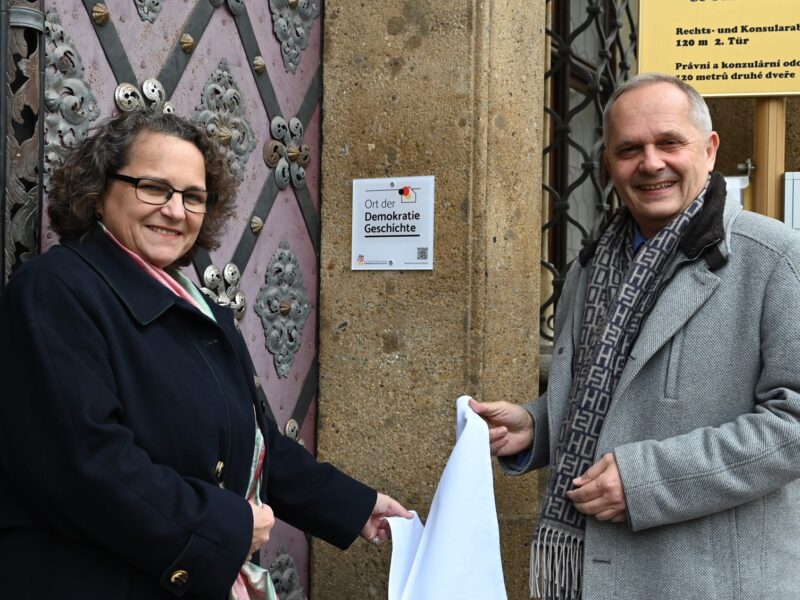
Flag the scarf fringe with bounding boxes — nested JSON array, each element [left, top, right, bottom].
[[530, 526, 583, 600]]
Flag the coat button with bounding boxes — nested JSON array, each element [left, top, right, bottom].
[[170, 570, 189, 585]]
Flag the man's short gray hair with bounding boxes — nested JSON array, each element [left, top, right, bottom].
[[602, 73, 713, 145]]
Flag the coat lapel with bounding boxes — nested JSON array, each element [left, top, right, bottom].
[[613, 259, 721, 400], [65, 225, 218, 326], [64, 227, 178, 324]]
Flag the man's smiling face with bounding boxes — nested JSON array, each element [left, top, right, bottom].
[[603, 82, 719, 238]]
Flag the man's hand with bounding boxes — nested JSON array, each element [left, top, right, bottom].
[[249, 501, 276, 555], [360, 492, 413, 545], [468, 398, 534, 456], [565, 453, 627, 523]]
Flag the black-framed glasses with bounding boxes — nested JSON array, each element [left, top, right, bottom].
[[107, 173, 214, 214]]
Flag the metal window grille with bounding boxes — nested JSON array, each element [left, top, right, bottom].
[[540, 0, 638, 342]]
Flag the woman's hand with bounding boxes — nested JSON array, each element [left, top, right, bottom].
[[360, 493, 413, 546], [248, 501, 275, 555], [468, 398, 535, 456]]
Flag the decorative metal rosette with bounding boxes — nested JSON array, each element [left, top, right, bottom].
[[114, 79, 175, 114], [254, 241, 312, 378], [191, 60, 257, 185], [200, 263, 246, 320], [263, 116, 310, 190], [208, 0, 245, 15], [269, 546, 306, 600], [268, 0, 320, 73], [134, 0, 162, 23], [226, 0, 245, 16]]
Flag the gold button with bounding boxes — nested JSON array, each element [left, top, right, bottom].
[[170, 570, 189, 585], [214, 461, 224, 480]]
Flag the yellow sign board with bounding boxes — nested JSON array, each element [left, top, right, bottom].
[[639, 0, 800, 96]]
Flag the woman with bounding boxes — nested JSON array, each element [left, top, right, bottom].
[[0, 111, 409, 599]]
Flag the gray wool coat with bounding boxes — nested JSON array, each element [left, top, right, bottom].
[[505, 175, 800, 600]]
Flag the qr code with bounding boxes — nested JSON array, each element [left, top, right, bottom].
[[417, 247, 428, 260]]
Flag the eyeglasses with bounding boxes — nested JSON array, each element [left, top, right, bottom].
[[107, 173, 214, 214]]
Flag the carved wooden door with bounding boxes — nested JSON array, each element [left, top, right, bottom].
[[2, 0, 323, 596]]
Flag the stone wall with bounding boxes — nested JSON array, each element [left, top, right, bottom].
[[314, 1, 546, 598]]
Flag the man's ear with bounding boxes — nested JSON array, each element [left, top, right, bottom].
[[705, 131, 720, 171]]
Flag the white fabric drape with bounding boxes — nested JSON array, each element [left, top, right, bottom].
[[387, 396, 507, 600]]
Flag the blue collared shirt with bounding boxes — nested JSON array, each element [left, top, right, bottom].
[[632, 222, 648, 255]]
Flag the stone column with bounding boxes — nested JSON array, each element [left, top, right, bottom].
[[315, 1, 546, 598]]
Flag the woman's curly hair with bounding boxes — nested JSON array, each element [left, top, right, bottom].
[[48, 110, 237, 265]]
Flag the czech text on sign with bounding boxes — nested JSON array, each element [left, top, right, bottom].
[[639, 0, 800, 96], [352, 176, 434, 271]]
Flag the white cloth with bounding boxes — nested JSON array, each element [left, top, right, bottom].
[[387, 396, 507, 600]]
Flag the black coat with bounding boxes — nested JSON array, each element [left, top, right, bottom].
[[0, 226, 376, 599]]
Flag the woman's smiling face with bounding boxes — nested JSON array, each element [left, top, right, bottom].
[[603, 82, 719, 238], [100, 132, 207, 268]]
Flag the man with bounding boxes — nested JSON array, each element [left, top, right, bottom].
[[471, 73, 800, 599]]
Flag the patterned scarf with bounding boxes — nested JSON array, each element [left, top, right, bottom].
[[532, 183, 709, 599], [230, 423, 278, 600]]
